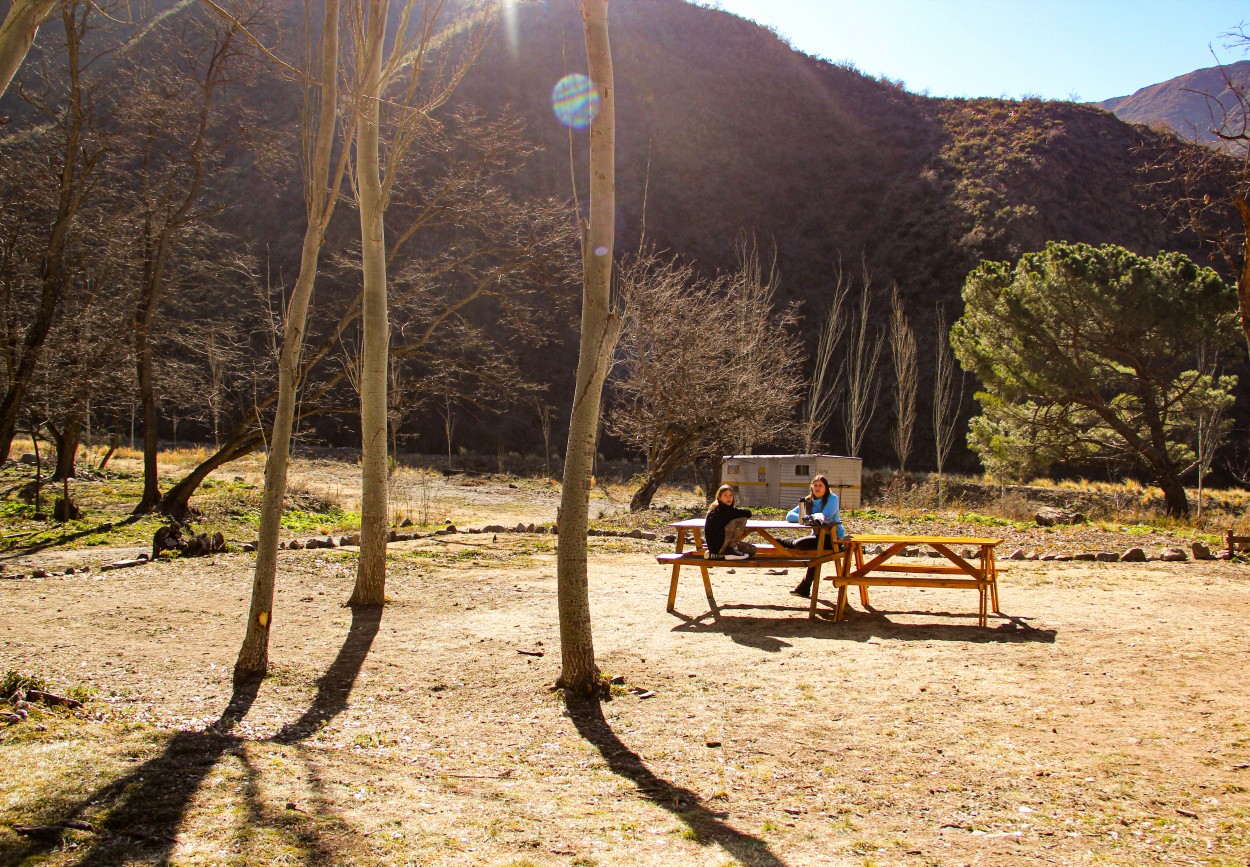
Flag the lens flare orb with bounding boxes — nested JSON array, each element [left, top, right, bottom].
[[551, 73, 600, 129]]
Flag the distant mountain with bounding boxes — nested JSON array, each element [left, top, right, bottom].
[[1096, 60, 1250, 144]]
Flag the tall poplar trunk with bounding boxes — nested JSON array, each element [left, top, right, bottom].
[[556, 0, 619, 699], [349, 0, 391, 606], [0, 0, 58, 99], [234, 0, 349, 683]]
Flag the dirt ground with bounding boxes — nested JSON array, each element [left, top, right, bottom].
[[1, 473, 1249, 866]]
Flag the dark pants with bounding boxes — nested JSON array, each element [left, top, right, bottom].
[[785, 535, 820, 594]]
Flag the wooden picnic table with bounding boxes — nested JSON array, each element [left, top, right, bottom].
[[823, 534, 1003, 627], [659, 518, 845, 619]]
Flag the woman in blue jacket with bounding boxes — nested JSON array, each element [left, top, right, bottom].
[[784, 474, 846, 597]]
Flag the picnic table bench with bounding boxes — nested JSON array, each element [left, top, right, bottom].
[[657, 520, 1003, 626]]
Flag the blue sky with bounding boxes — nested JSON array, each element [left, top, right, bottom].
[[706, 0, 1249, 102]]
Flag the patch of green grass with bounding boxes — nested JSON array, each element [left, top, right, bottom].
[[278, 507, 360, 534]]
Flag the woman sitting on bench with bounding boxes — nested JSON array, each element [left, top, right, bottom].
[[784, 474, 847, 597], [704, 484, 756, 560]]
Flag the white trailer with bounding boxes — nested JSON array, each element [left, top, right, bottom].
[[720, 454, 862, 510]]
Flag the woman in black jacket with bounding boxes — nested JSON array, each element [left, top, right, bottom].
[[704, 484, 755, 560]]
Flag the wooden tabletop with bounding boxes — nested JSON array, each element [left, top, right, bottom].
[[847, 534, 1002, 546], [669, 518, 810, 530]]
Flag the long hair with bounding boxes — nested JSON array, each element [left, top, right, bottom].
[[809, 475, 831, 502], [709, 483, 735, 513]]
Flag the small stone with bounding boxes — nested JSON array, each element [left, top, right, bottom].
[[278, 541, 287, 550], [508, 483, 519, 489], [628, 529, 643, 539], [31, 568, 47, 578], [515, 523, 526, 533], [445, 525, 457, 534], [400, 518, 413, 527], [610, 674, 625, 685], [1159, 547, 1187, 562], [1191, 542, 1213, 561], [640, 531, 657, 541], [288, 539, 304, 550], [345, 533, 361, 546], [1121, 547, 1147, 562], [706, 740, 722, 748], [323, 537, 337, 548], [305, 539, 321, 550], [387, 530, 398, 543], [636, 690, 656, 699], [64, 567, 75, 575], [663, 534, 676, 544], [1074, 552, 1096, 561], [526, 523, 537, 533], [1096, 552, 1119, 562], [1040, 554, 1057, 561], [243, 543, 256, 553], [1008, 549, 1026, 560]]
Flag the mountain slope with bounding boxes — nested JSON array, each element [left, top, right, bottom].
[[1096, 60, 1250, 144]]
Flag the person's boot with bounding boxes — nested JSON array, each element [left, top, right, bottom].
[[791, 568, 815, 598]]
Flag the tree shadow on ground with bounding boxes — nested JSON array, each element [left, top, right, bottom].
[[671, 602, 1056, 647], [568, 699, 789, 867], [0, 515, 143, 560], [7, 605, 383, 865]]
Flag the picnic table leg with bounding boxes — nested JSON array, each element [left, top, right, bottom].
[[667, 564, 681, 612], [986, 547, 1000, 612], [849, 543, 871, 607], [978, 583, 988, 627], [808, 565, 822, 619], [835, 585, 848, 622], [699, 565, 717, 611]]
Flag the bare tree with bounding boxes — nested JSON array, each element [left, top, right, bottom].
[[556, 0, 619, 699], [840, 261, 884, 459], [347, 0, 493, 607], [234, 0, 357, 684], [119, 1, 270, 513], [888, 285, 917, 474], [0, 0, 60, 99], [0, 0, 112, 463], [932, 304, 964, 507], [609, 246, 802, 511], [800, 262, 849, 453], [158, 116, 575, 522], [1145, 43, 1250, 359]]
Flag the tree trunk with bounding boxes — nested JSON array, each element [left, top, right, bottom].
[[629, 474, 661, 512], [693, 454, 722, 503], [1157, 472, 1190, 519], [1231, 197, 1250, 359], [556, 0, 618, 700], [0, 0, 58, 100], [350, 0, 391, 607], [159, 430, 263, 522], [50, 415, 80, 481], [134, 333, 161, 511], [236, 0, 345, 683]]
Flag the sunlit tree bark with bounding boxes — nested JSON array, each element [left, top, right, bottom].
[[235, 0, 356, 682], [556, 0, 619, 699]]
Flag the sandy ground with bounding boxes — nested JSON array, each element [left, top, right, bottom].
[[2, 522, 1249, 866]]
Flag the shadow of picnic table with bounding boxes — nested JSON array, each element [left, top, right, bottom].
[[670, 601, 1056, 651]]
